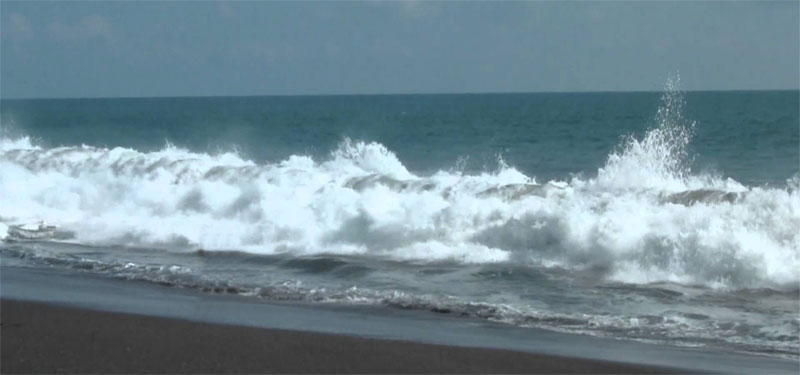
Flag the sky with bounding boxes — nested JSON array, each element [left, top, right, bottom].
[[1, 1, 798, 99]]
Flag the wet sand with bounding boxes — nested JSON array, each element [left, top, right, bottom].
[[1, 299, 672, 374]]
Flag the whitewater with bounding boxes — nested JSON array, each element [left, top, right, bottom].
[[1, 83, 799, 358]]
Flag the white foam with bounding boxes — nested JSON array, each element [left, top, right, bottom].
[[1, 85, 798, 288]]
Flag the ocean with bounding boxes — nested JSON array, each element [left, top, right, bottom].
[[1, 82, 798, 360]]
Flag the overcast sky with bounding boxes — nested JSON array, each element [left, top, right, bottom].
[[1, 1, 798, 98]]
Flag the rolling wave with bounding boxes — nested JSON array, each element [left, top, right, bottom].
[[1, 83, 798, 289]]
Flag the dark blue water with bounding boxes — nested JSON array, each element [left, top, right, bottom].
[[2, 90, 797, 185]]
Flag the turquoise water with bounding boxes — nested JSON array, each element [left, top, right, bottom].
[[1, 87, 798, 359], [2, 90, 797, 185]]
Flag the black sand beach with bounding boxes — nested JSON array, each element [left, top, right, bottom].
[[2, 2, 799, 373], [1, 299, 674, 374], [2, 266, 798, 374]]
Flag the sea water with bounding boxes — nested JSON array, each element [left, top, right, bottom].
[[1, 80, 798, 359]]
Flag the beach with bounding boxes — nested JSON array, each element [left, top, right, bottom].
[[2, 265, 798, 374], [2, 299, 675, 374], [2, 2, 798, 374]]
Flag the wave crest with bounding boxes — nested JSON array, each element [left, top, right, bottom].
[[1, 85, 798, 289]]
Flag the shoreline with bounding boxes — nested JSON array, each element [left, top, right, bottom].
[[1, 299, 671, 374], [1, 264, 798, 374]]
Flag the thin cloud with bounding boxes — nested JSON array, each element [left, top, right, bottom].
[[372, 0, 441, 19], [218, 1, 234, 19], [48, 15, 112, 42], [4, 12, 34, 41]]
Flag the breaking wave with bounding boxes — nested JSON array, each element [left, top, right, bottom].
[[1, 80, 798, 289]]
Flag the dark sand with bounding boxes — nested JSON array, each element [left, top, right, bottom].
[[0, 299, 675, 374]]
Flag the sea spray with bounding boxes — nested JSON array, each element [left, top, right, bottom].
[[596, 76, 696, 191], [1, 87, 798, 359], [1, 90, 797, 289]]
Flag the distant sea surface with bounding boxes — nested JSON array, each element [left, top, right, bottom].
[[1, 86, 798, 359]]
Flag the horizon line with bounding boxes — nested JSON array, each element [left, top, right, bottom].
[[2, 88, 798, 101]]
